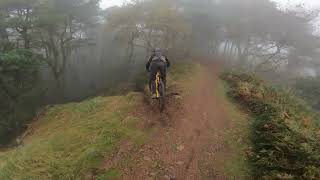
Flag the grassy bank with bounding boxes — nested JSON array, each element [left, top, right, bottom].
[[222, 71, 320, 179], [0, 93, 146, 179], [0, 61, 197, 179]]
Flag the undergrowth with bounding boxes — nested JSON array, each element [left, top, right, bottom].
[[294, 77, 320, 111], [221, 71, 320, 179]]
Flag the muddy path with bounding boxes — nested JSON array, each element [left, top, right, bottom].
[[103, 64, 237, 180]]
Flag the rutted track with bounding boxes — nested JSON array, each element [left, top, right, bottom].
[[103, 64, 236, 180]]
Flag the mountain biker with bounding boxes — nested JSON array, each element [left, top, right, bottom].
[[146, 48, 171, 99]]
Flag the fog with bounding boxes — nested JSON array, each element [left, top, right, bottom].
[[1, 0, 320, 144], [101, 0, 320, 9], [100, 0, 125, 9]]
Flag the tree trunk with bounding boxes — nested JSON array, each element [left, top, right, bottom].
[[213, 40, 221, 56], [44, 30, 69, 101], [229, 42, 235, 58], [223, 41, 229, 57], [0, 27, 10, 51], [236, 39, 250, 66], [126, 33, 136, 66], [128, 40, 134, 65], [22, 29, 30, 49]]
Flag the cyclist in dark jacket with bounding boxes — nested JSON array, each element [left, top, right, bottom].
[[146, 48, 170, 99]]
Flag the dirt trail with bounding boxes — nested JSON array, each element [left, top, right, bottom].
[[108, 64, 235, 180]]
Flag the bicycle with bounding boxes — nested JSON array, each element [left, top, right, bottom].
[[155, 71, 165, 112]]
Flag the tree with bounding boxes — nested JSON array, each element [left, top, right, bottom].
[[0, 0, 101, 144], [32, 0, 100, 95], [0, 49, 42, 144], [0, 0, 41, 49], [213, 0, 319, 74], [107, 0, 191, 64]]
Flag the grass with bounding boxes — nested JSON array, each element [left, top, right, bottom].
[[221, 71, 320, 179], [0, 61, 197, 180], [0, 93, 146, 179], [215, 78, 251, 179], [168, 61, 201, 98], [96, 169, 122, 180], [169, 61, 195, 81]]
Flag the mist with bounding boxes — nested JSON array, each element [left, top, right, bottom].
[[1, 0, 320, 148], [2, 0, 320, 179]]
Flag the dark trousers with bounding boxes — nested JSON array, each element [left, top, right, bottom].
[[149, 60, 167, 95]]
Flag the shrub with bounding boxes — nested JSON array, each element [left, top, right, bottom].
[[294, 77, 320, 111], [222, 71, 320, 179]]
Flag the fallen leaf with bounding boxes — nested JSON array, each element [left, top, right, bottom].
[[176, 161, 184, 166], [177, 145, 185, 151], [144, 156, 151, 161]]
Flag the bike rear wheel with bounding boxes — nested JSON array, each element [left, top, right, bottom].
[[158, 79, 165, 112]]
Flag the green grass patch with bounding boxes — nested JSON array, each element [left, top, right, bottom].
[[0, 93, 146, 179], [96, 168, 122, 180], [216, 78, 251, 179], [221, 71, 320, 179], [168, 61, 201, 95], [169, 61, 195, 81]]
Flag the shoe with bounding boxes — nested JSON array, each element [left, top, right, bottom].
[[151, 94, 157, 99]]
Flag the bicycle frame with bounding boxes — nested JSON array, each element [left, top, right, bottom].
[[155, 71, 161, 98], [154, 71, 165, 112]]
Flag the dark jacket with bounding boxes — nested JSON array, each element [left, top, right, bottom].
[[146, 54, 170, 72]]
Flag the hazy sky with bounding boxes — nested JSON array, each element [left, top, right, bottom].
[[271, 0, 320, 9], [100, 0, 125, 9], [100, 0, 320, 9]]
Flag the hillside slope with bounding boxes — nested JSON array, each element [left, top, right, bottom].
[[222, 71, 320, 179], [0, 62, 250, 179], [0, 93, 148, 179]]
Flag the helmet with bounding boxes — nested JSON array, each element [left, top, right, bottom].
[[152, 48, 161, 53]]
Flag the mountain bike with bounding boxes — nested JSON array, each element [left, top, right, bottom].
[[155, 71, 165, 112]]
